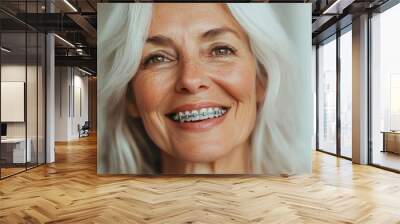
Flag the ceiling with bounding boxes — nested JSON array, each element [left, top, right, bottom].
[[310, 0, 390, 44], [0, 0, 97, 74]]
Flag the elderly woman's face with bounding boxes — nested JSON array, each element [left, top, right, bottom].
[[131, 3, 264, 164]]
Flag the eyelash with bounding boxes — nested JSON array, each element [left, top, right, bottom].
[[143, 54, 170, 67], [143, 45, 237, 67], [210, 45, 237, 57]]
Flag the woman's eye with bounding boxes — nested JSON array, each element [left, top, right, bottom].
[[211, 46, 236, 57], [144, 54, 171, 66]]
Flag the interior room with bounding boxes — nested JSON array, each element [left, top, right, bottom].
[[0, 14, 46, 178], [0, 0, 399, 223]]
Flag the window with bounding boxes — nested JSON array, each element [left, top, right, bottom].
[[312, 45, 317, 150], [340, 29, 352, 158], [371, 2, 400, 171], [317, 37, 337, 154]]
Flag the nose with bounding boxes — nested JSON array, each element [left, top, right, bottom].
[[175, 59, 210, 94]]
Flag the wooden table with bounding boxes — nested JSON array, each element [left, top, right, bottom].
[[1, 138, 32, 164], [381, 131, 400, 154]]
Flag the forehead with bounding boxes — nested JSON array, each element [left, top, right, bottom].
[[149, 3, 245, 37]]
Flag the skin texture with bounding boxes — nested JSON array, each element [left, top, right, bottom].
[[129, 3, 265, 174]]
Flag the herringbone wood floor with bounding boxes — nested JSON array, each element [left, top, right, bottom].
[[0, 135, 400, 224]]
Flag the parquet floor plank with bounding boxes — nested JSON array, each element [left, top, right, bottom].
[[0, 135, 399, 223]]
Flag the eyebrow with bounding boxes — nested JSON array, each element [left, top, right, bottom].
[[201, 27, 241, 40], [145, 26, 241, 47], [146, 35, 175, 47]]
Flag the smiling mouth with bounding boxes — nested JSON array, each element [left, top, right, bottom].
[[166, 106, 230, 123]]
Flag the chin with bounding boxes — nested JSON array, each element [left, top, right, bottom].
[[173, 143, 232, 163]]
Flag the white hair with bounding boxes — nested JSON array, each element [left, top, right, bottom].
[[97, 3, 313, 175]]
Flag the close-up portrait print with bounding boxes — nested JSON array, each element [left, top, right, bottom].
[[97, 3, 313, 175]]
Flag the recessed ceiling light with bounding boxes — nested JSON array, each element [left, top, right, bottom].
[[322, 0, 355, 15], [1, 47, 11, 53], [63, 0, 78, 12], [54, 34, 75, 48], [77, 67, 93, 76]]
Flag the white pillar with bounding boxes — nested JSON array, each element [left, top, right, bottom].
[[352, 14, 369, 164], [46, 32, 55, 163]]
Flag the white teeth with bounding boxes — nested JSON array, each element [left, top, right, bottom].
[[192, 110, 199, 121], [214, 107, 221, 117], [199, 108, 207, 120], [170, 106, 228, 122], [207, 108, 214, 119], [214, 107, 220, 117], [179, 112, 185, 123], [184, 111, 190, 121]]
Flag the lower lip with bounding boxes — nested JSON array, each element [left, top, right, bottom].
[[167, 111, 229, 132]]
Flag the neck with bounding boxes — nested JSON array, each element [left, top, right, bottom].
[[162, 141, 251, 174]]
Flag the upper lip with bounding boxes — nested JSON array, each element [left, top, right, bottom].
[[166, 102, 230, 115]]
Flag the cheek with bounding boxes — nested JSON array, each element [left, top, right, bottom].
[[133, 72, 170, 114], [212, 61, 257, 102], [132, 72, 174, 154]]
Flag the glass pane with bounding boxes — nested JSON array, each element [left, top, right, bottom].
[[312, 46, 317, 150], [318, 37, 337, 154], [38, 32, 45, 165], [26, 0, 39, 170], [0, 1, 46, 178], [371, 3, 400, 171], [340, 30, 352, 158], [1, 31, 27, 177], [27, 31, 38, 169]]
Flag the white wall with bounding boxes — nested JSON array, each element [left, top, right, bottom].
[[1, 64, 46, 164], [1, 65, 40, 137], [55, 66, 69, 141], [1, 66, 26, 138], [54, 66, 89, 141]]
